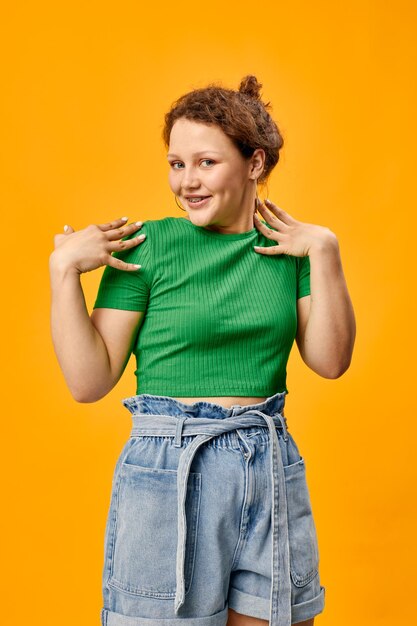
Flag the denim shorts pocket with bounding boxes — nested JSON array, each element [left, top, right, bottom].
[[107, 460, 202, 599], [284, 457, 320, 587]]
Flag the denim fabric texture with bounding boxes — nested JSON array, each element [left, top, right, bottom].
[[100, 392, 325, 626]]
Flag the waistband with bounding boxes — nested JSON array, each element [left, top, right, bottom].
[[121, 391, 291, 626]]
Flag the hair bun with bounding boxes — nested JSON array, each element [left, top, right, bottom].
[[238, 75, 262, 100]]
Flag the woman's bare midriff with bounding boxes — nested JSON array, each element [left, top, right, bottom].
[[172, 396, 268, 409]]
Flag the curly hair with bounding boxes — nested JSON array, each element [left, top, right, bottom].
[[162, 75, 284, 186]]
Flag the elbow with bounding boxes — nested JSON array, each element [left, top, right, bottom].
[[318, 355, 353, 379], [72, 394, 97, 404], [69, 385, 110, 403], [321, 366, 348, 379], [71, 390, 98, 403], [301, 333, 355, 380]]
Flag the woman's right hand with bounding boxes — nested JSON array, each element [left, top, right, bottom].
[[50, 217, 146, 275]]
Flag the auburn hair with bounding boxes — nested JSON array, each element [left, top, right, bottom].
[[162, 75, 284, 186]]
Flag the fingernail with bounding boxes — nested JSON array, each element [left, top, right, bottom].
[[121, 216, 128, 221], [135, 221, 143, 226], [64, 225, 68, 232], [264, 198, 270, 204]]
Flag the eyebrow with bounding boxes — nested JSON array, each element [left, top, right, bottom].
[[166, 150, 222, 158]]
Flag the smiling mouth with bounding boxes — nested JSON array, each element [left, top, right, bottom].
[[185, 196, 211, 207]]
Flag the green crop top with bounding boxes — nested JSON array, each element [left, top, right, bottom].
[[93, 216, 311, 396]]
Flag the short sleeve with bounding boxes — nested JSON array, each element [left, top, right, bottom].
[[296, 255, 311, 299], [93, 223, 152, 312]]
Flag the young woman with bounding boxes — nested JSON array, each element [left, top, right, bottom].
[[49, 75, 355, 626]]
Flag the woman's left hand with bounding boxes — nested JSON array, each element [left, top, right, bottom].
[[253, 198, 337, 256]]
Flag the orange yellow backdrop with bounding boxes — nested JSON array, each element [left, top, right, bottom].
[[1, 1, 416, 624]]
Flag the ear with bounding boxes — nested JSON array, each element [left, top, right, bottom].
[[249, 148, 266, 180]]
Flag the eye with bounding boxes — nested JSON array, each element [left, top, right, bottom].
[[169, 159, 214, 169]]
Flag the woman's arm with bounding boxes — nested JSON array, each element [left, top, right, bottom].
[[50, 256, 144, 402], [49, 259, 112, 402], [253, 198, 356, 379], [295, 236, 356, 378], [49, 217, 145, 402]]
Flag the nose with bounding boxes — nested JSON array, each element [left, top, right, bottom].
[[181, 166, 201, 192]]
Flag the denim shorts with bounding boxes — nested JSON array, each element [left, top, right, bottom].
[[100, 391, 325, 626]]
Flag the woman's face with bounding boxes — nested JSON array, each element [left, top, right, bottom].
[[167, 118, 264, 234]]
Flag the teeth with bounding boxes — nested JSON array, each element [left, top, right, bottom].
[[189, 197, 205, 202]]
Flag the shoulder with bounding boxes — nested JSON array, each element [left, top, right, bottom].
[[117, 217, 189, 248], [137, 216, 190, 236], [136, 217, 195, 250]]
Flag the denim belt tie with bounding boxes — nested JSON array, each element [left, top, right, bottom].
[[129, 408, 292, 626]]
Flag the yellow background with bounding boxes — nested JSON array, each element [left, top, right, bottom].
[[1, 1, 416, 624]]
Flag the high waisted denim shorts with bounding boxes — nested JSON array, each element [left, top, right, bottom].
[[100, 392, 325, 626]]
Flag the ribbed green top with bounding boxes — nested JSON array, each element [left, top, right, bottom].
[[93, 216, 310, 396]]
